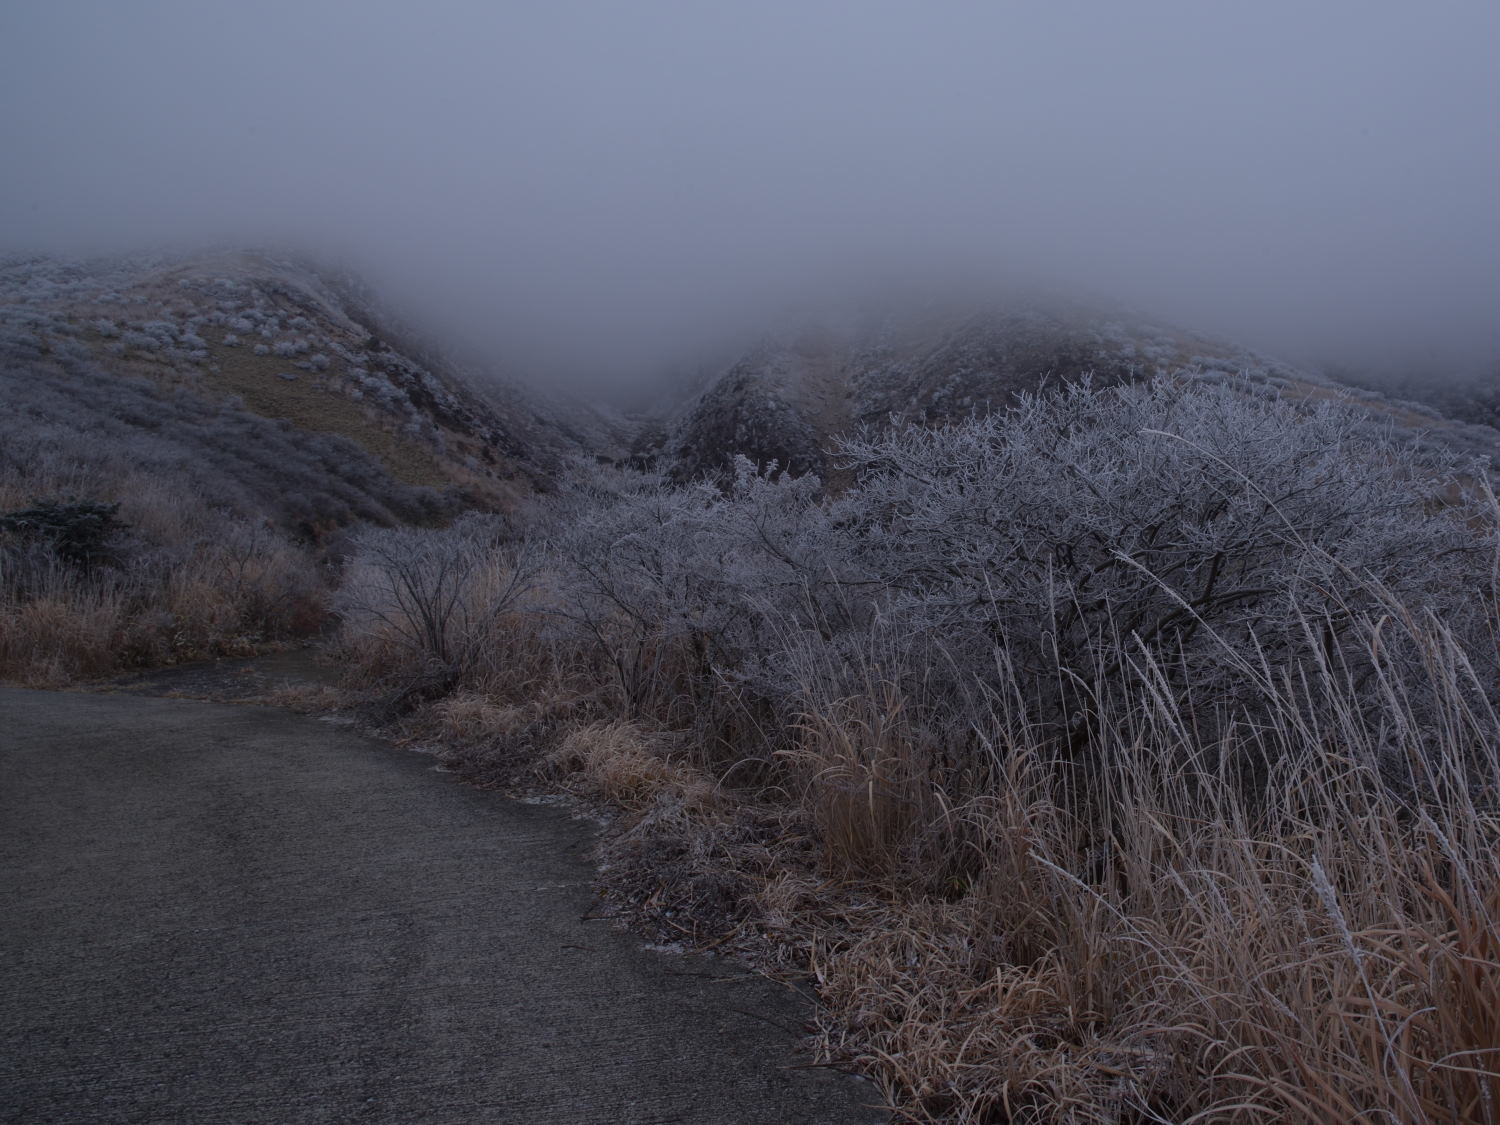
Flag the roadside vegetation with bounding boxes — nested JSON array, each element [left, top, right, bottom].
[[0, 301, 451, 685], [336, 376, 1500, 1123]]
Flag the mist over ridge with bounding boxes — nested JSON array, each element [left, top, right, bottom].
[[3, 1, 1499, 388]]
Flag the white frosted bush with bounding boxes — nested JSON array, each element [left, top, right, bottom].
[[793, 379, 1494, 775], [539, 378, 1499, 775]]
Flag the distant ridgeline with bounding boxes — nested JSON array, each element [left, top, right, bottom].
[[5, 249, 1498, 536], [642, 302, 1500, 485]]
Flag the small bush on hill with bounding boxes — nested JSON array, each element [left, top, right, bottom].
[[1, 498, 126, 571]]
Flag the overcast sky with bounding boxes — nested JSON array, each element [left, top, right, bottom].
[[3, 1, 1498, 383]]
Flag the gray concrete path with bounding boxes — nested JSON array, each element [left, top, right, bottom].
[[0, 687, 885, 1124]]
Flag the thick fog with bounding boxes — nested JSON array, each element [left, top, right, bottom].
[[3, 1, 1498, 386]]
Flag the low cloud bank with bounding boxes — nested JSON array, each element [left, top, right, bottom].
[[3, 1, 1498, 385]]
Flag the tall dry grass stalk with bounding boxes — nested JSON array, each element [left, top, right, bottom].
[[2, 465, 327, 685], [335, 550, 1500, 1121], [782, 607, 1500, 1123], [331, 442, 1500, 1123], [0, 585, 127, 685]]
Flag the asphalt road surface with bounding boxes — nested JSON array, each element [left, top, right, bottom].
[[0, 686, 885, 1124]]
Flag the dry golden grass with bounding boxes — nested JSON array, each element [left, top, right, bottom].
[[432, 690, 535, 744], [786, 687, 942, 877], [268, 681, 347, 713], [0, 592, 126, 686], [776, 676, 1500, 1122], [547, 720, 720, 814], [2, 460, 327, 685], [335, 570, 1500, 1123]]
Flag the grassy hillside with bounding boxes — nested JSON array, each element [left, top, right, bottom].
[[0, 249, 604, 683]]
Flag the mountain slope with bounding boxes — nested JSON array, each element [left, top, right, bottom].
[[0, 249, 611, 533], [651, 300, 1500, 483], [0, 249, 617, 683]]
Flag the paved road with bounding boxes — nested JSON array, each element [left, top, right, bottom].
[[0, 687, 884, 1124]]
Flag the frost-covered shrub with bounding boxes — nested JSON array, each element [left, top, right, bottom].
[[271, 340, 297, 357], [535, 378, 1499, 780], [253, 343, 270, 356], [355, 370, 403, 404], [338, 515, 534, 693], [308, 353, 330, 371], [0, 323, 44, 363], [537, 455, 859, 724], [223, 333, 241, 347], [121, 331, 160, 352], [51, 337, 89, 363], [849, 383, 1476, 687], [92, 318, 119, 338]]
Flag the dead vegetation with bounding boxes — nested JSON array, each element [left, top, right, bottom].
[[335, 378, 1500, 1122], [0, 485, 327, 685]]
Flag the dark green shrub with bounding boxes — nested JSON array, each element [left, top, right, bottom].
[[0, 498, 126, 571]]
